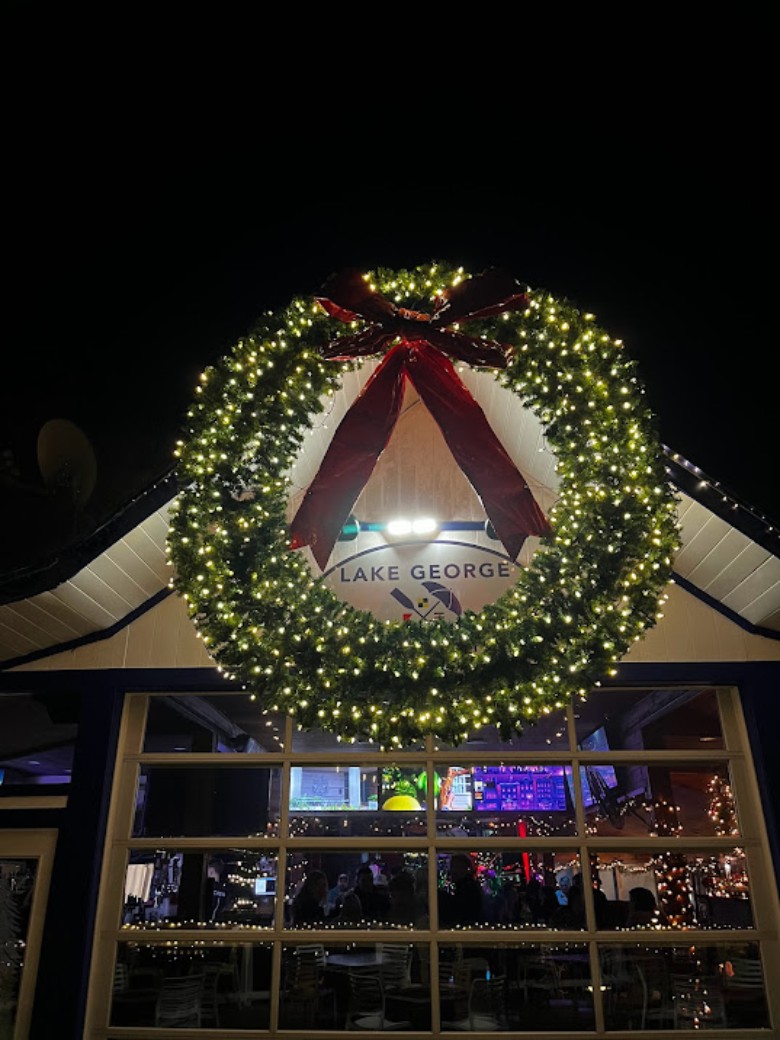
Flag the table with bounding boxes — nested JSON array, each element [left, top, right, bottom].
[[325, 950, 382, 971], [387, 983, 467, 1030]]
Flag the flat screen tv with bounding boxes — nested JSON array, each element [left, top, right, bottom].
[[254, 876, 276, 896], [288, 766, 378, 811], [438, 767, 473, 811], [471, 765, 569, 812]]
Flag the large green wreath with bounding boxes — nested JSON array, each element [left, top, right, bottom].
[[168, 262, 679, 747]]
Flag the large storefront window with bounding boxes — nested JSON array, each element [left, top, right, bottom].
[[0, 857, 39, 1035], [87, 686, 779, 1035], [0, 832, 56, 1040], [0, 691, 80, 797]]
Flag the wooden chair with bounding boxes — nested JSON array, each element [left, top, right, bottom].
[[521, 955, 564, 1004], [299, 944, 338, 1023], [127, 963, 164, 994], [459, 955, 491, 982], [346, 971, 410, 1031], [600, 951, 648, 1029], [377, 942, 413, 991], [442, 974, 507, 1032], [439, 950, 492, 995], [295, 941, 327, 969], [154, 973, 204, 1028], [112, 962, 129, 994], [279, 947, 337, 1027], [547, 969, 593, 1023], [201, 964, 224, 1027], [728, 956, 764, 991], [673, 977, 727, 1029], [635, 954, 674, 1029], [723, 956, 766, 1025], [283, 950, 321, 1028]]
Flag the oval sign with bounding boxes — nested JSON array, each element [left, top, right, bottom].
[[322, 540, 520, 621]]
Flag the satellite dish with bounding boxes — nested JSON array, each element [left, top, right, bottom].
[[37, 419, 97, 508]]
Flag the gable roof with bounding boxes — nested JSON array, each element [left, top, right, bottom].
[[1, 446, 778, 670]]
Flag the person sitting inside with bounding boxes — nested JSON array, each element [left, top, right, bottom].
[[327, 872, 351, 915], [388, 870, 416, 925], [331, 891, 363, 925], [412, 866, 430, 928], [290, 870, 328, 926], [626, 886, 667, 928], [354, 864, 391, 922], [591, 876, 611, 928], [501, 881, 535, 925], [439, 852, 483, 927], [552, 873, 582, 929]]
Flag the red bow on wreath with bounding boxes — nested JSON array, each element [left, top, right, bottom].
[[289, 268, 552, 569]]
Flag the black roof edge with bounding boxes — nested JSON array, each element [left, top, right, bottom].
[[662, 447, 780, 558], [0, 465, 180, 605], [1, 450, 778, 606]]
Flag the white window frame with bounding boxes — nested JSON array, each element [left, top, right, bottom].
[[85, 685, 780, 1038], [0, 829, 57, 1040]]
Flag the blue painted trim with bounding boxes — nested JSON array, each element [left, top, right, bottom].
[[0, 666, 234, 694], [3, 564, 776, 678], [672, 572, 780, 642], [0, 809, 63, 828], [605, 660, 779, 685], [0, 676, 132, 1035], [738, 680, 780, 893], [0, 586, 175, 672], [0, 468, 178, 605], [3, 446, 779, 605], [663, 449, 780, 557], [353, 520, 488, 533]]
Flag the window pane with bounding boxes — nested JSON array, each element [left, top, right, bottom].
[[599, 942, 769, 1030], [0, 691, 79, 792], [133, 767, 281, 837], [590, 849, 753, 929], [288, 764, 427, 837], [433, 704, 570, 753], [578, 762, 739, 837], [439, 942, 594, 1032], [436, 764, 577, 837], [0, 858, 39, 1035], [574, 687, 724, 751], [143, 695, 285, 752], [292, 728, 424, 752], [111, 941, 271, 1029], [120, 849, 278, 930], [285, 852, 428, 929], [436, 850, 583, 930], [280, 941, 428, 1030]]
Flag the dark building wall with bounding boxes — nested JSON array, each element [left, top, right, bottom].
[[739, 672, 780, 883], [1, 662, 779, 1038]]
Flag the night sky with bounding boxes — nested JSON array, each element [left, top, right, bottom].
[[2, 146, 777, 570]]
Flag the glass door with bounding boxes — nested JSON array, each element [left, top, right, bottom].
[[0, 832, 55, 1040]]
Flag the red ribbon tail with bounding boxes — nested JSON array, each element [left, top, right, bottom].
[[289, 345, 409, 569], [406, 347, 551, 560]]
